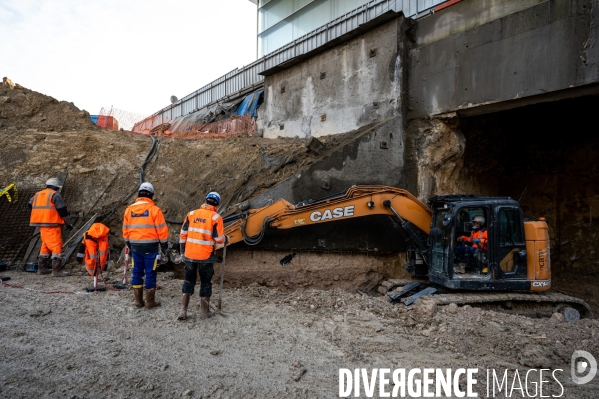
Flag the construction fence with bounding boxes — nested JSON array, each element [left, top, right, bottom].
[[131, 89, 262, 140], [132, 114, 256, 140]]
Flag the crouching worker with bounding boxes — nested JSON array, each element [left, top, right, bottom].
[[178, 192, 226, 320], [29, 177, 74, 276], [122, 182, 169, 309], [76, 223, 110, 276]]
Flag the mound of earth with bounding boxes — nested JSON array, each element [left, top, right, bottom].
[[0, 77, 97, 132]]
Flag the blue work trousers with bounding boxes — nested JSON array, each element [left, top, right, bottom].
[[131, 251, 158, 289]]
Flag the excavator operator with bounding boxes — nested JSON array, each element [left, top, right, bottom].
[[456, 215, 488, 274]]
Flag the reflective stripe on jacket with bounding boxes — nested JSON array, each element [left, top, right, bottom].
[[122, 198, 169, 249], [180, 204, 224, 261], [461, 228, 488, 250], [79, 223, 110, 276], [30, 188, 64, 226]]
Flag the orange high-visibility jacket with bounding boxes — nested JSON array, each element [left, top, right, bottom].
[[30, 188, 64, 226], [180, 204, 224, 261], [461, 228, 488, 250], [80, 223, 110, 276], [122, 198, 169, 249]]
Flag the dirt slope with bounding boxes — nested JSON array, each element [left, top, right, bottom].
[[0, 78, 96, 132]]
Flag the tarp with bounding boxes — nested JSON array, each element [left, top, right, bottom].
[[237, 89, 263, 117]]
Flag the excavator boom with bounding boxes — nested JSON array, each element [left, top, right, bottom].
[[224, 186, 432, 247]]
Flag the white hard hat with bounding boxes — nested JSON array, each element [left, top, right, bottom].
[[46, 178, 61, 187], [139, 182, 154, 193], [473, 215, 485, 225]]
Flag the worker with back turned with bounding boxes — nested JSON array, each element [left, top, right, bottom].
[[177, 192, 226, 320], [122, 182, 169, 309], [29, 177, 74, 276]]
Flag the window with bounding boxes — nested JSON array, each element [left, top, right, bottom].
[[498, 208, 523, 246]]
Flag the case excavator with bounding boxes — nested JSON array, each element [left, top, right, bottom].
[[221, 186, 591, 319]]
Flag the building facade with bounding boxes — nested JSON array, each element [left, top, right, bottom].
[[252, 0, 373, 57]]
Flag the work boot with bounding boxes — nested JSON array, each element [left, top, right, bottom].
[[133, 288, 145, 308], [145, 288, 161, 309], [177, 293, 191, 320], [200, 297, 215, 319], [37, 257, 51, 275], [455, 263, 466, 274], [51, 258, 70, 277]]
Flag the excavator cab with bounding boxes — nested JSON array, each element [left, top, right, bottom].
[[417, 196, 537, 291]]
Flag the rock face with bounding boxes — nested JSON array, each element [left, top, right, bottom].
[[405, 96, 599, 280]]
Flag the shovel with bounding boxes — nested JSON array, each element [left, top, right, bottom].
[[218, 241, 227, 311]]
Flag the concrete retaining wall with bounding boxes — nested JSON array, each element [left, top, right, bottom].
[[259, 18, 407, 139]]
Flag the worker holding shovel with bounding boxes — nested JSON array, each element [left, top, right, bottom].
[[177, 192, 226, 320]]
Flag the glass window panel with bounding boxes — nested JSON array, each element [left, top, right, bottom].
[[258, 20, 293, 55], [258, 0, 273, 7], [259, 0, 293, 33], [291, 0, 332, 38], [499, 209, 523, 246]]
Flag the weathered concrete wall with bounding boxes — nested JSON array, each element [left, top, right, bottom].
[[259, 18, 406, 139], [408, 0, 599, 119], [250, 117, 405, 208]]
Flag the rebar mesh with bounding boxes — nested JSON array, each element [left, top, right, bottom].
[[0, 183, 72, 268]]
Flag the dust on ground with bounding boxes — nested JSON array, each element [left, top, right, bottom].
[[1, 271, 598, 398], [2, 80, 599, 397]]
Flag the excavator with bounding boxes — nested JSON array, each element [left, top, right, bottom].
[[221, 185, 591, 319]]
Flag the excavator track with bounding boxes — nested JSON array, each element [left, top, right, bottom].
[[425, 291, 592, 319]]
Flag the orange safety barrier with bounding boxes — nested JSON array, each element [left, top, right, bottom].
[[130, 114, 255, 140]]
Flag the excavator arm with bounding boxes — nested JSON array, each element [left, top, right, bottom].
[[223, 185, 432, 251]]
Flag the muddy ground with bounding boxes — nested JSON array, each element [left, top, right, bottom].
[[2, 81, 599, 397], [0, 272, 598, 398]]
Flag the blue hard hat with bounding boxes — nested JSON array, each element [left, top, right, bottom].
[[206, 191, 221, 205]]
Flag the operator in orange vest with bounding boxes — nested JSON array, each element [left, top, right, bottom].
[[28, 177, 74, 276], [177, 191, 226, 320], [122, 182, 169, 309], [458, 215, 488, 250], [456, 215, 488, 273]]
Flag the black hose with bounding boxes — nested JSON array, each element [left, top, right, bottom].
[[139, 136, 158, 184], [242, 216, 272, 246], [98, 137, 159, 222]]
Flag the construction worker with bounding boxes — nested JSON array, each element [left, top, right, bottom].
[[177, 192, 226, 320], [122, 182, 169, 309], [76, 223, 110, 276], [456, 215, 488, 273], [28, 177, 73, 276]]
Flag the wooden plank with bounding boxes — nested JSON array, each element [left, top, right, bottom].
[[61, 214, 97, 266]]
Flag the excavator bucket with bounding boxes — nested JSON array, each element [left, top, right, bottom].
[[0, 184, 18, 203]]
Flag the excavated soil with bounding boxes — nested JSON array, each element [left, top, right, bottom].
[[2, 81, 599, 397], [0, 273, 598, 397]]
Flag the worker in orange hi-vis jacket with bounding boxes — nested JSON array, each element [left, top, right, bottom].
[[29, 177, 74, 277], [122, 182, 169, 309], [177, 191, 227, 321]]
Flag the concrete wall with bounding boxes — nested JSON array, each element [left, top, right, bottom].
[[259, 18, 406, 139], [408, 0, 599, 119]]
